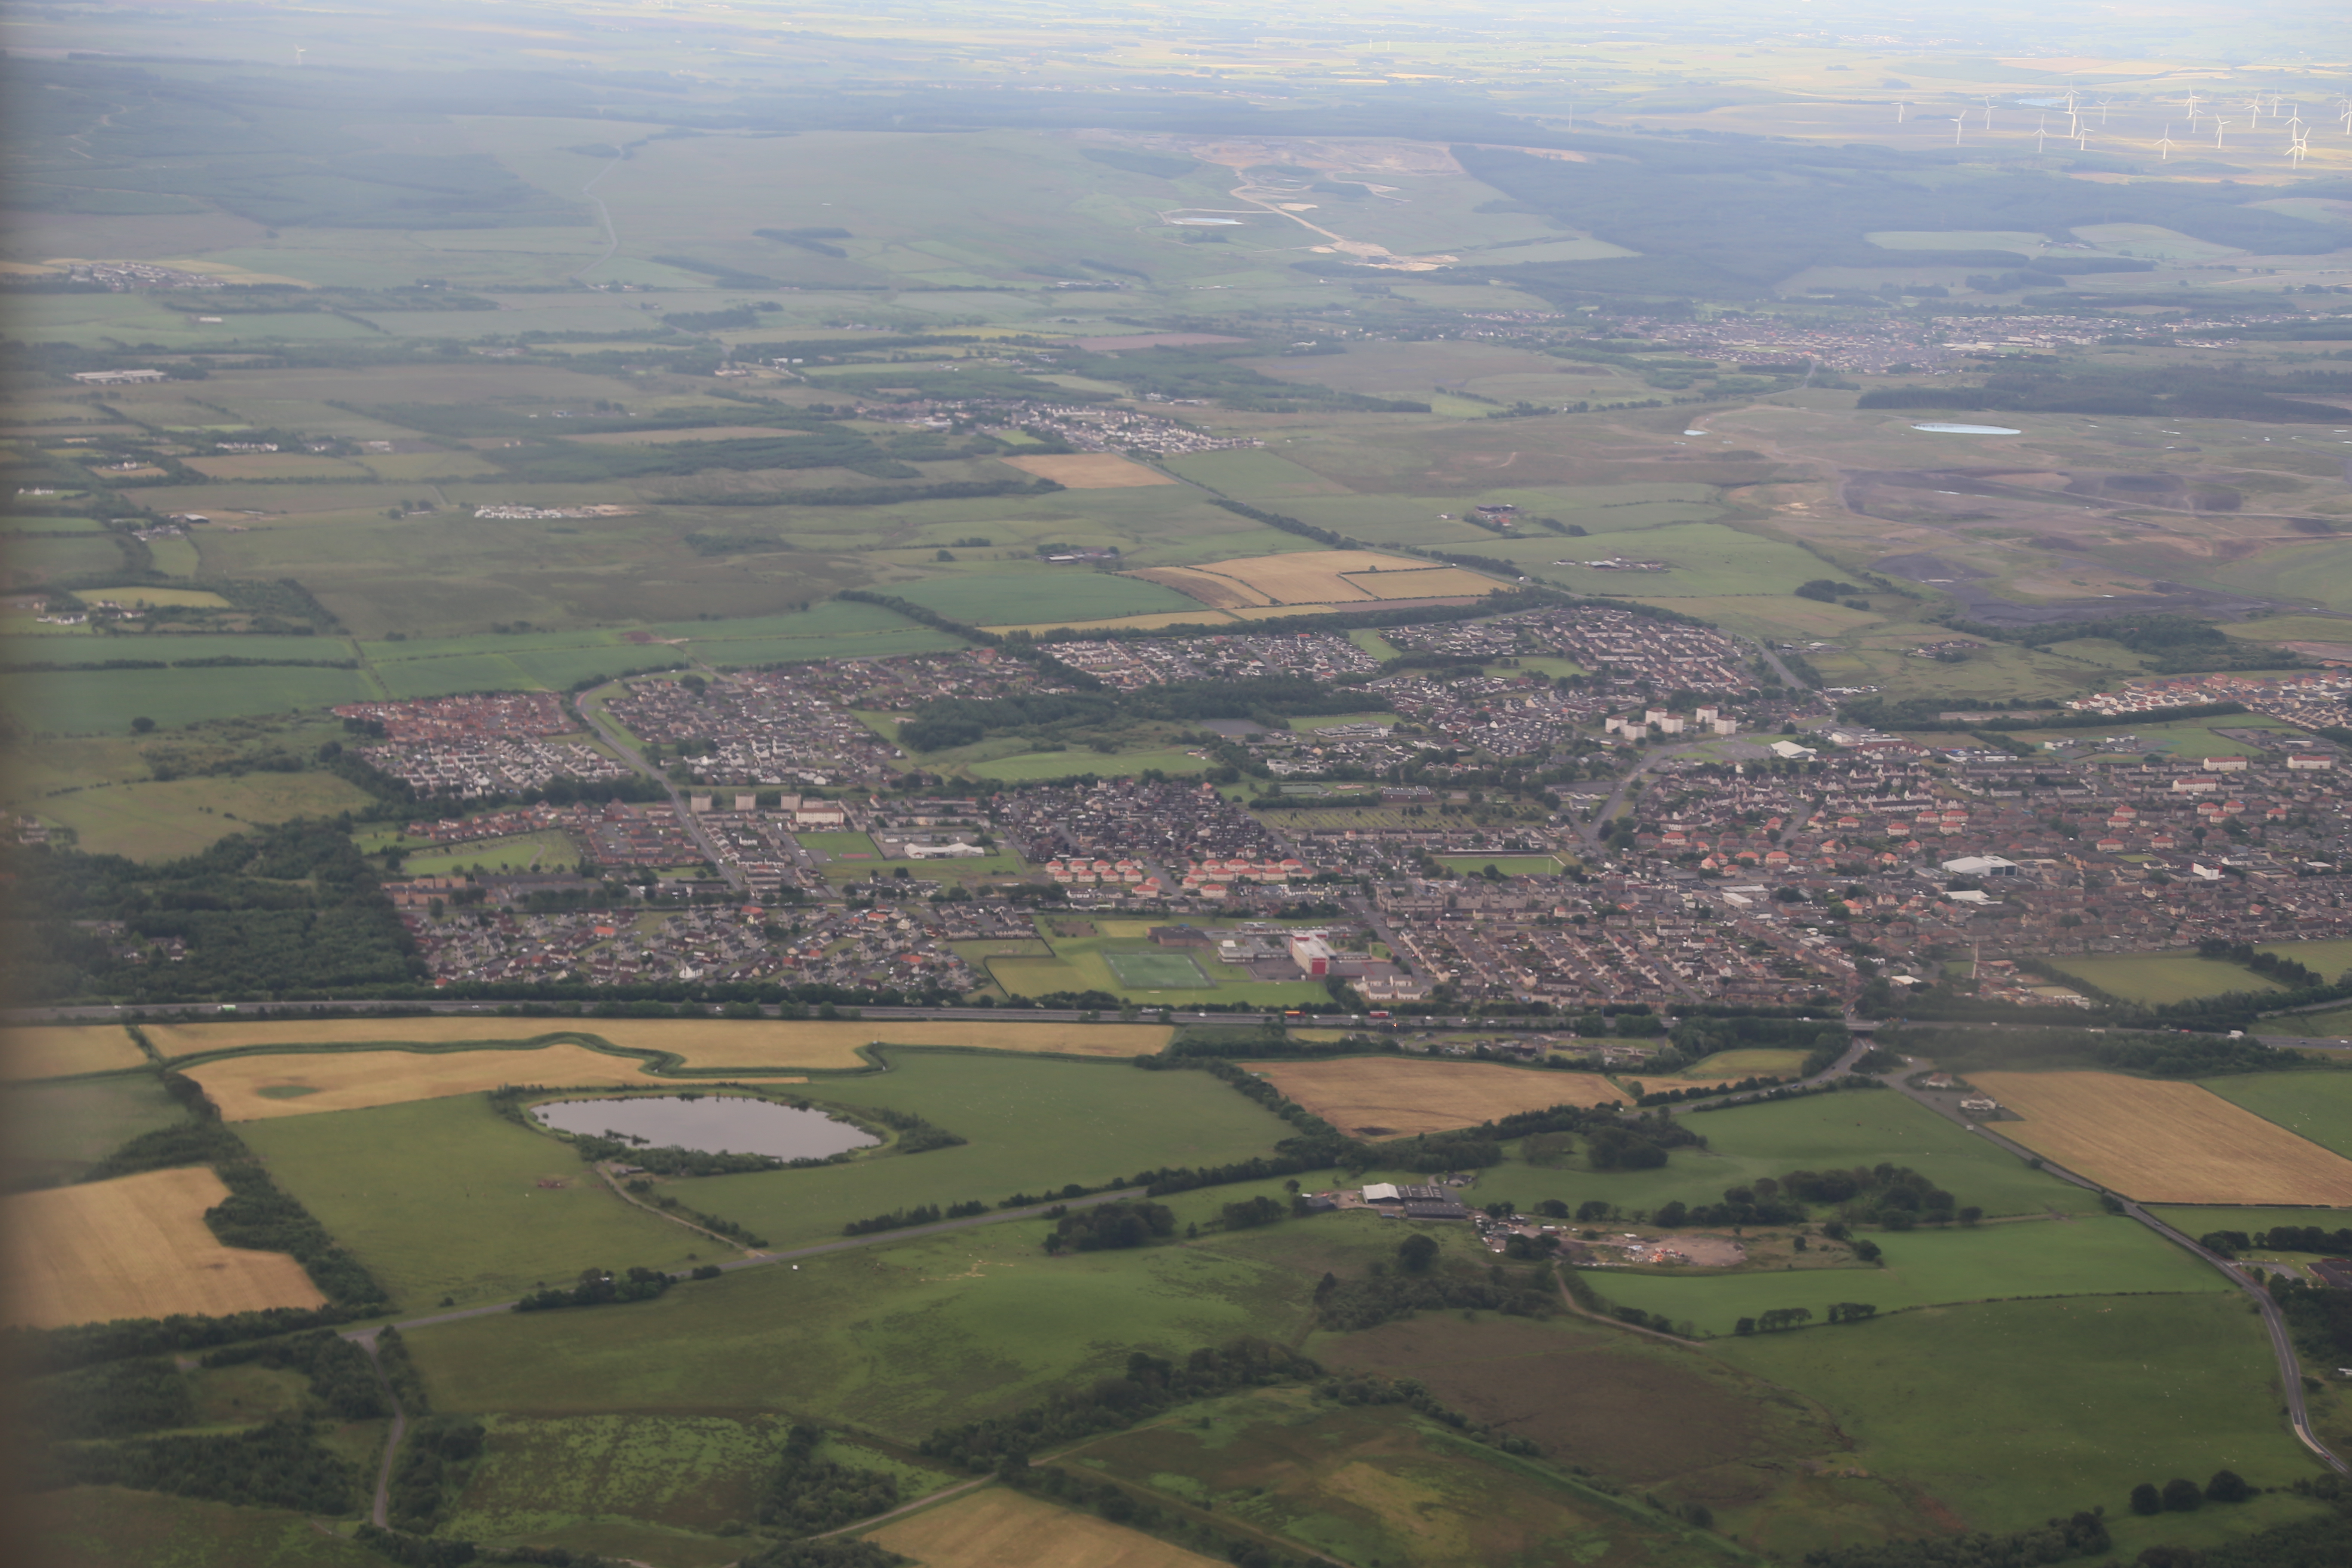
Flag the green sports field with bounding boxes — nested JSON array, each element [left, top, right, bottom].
[[1103, 949, 1215, 989]]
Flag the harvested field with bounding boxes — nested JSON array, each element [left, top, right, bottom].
[[1254, 1057, 1619, 1137], [0, 1025, 148, 1082], [182, 1043, 782, 1121], [1343, 566, 1507, 598], [998, 453, 1175, 489], [1125, 565, 1273, 608], [156, 1019, 1177, 1117], [5, 1166, 325, 1328], [150, 1017, 1170, 1068], [1972, 1071, 2352, 1205], [1130, 549, 1455, 608], [867, 1487, 1217, 1568]]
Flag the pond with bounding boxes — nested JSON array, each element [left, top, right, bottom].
[[533, 1096, 879, 1160], [1912, 422, 2023, 435]]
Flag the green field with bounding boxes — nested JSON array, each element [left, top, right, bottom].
[[404, 830, 581, 876], [1102, 949, 1216, 989], [405, 1219, 1316, 1441], [1433, 854, 1564, 877], [1474, 1088, 2100, 1221], [236, 1093, 719, 1312], [1685, 1049, 1811, 1078], [886, 568, 1201, 627], [2198, 1071, 2352, 1161], [1, 1076, 186, 1188], [35, 772, 379, 861], [1, 665, 378, 735], [1707, 1294, 2318, 1549], [2046, 953, 2284, 1006], [1586, 1216, 2226, 1336], [26, 1487, 386, 1568], [2254, 939, 2352, 980], [682, 1052, 1294, 1251], [966, 744, 1212, 781]]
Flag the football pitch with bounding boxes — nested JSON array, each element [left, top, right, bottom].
[[1103, 949, 1217, 989]]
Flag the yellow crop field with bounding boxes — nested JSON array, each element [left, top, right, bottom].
[[1130, 550, 1501, 610], [999, 453, 1176, 489], [1255, 1057, 1622, 1137], [155, 1018, 1177, 1117], [0, 1025, 148, 1082], [1972, 1071, 2352, 1205], [1344, 566, 1506, 599], [184, 1043, 768, 1121], [5, 1166, 325, 1329], [1126, 565, 1275, 608], [869, 1487, 1219, 1568]]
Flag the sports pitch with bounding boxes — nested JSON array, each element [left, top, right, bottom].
[[1103, 949, 1216, 989]]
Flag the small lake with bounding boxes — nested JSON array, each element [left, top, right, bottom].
[[1912, 422, 2023, 435], [533, 1096, 879, 1160]]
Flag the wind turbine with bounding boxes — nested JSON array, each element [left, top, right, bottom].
[[2214, 118, 2230, 148], [1980, 95, 1996, 130], [294, 46, 305, 66], [1896, 100, 1909, 123], [2290, 140, 2309, 168], [2036, 117, 2049, 153], [2097, 97, 2113, 125], [2156, 126, 2174, 161], [1951, 115, 1966, 145]]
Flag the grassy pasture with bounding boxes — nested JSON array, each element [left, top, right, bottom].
[[403, 829, 581, 876], [242, 1094, 715, 1311], [1586, 1216, 2224, 1336], [1685, 1049, 1811, 1078], [2198, 1072, 2352, 1163], [5, 1165, 325, 1329], [2, 665, 376, 734], [2045, 953, 2282, 1005], [1473, 1089, 2100, 1221], [1059, 1384, 1734, 1568], [25, 1487, 387, 1568], [2253, 938, 2352, 978], [1709, 1294, 2317, 1549], [441, 1412, 792, 1556], [0, 1025, 149, 1082], [36, 771, 378, 861], [968, 745, 1214, 782], [1255, 1058, 1620, 1137], [683, 1053, 1294, 1252], [0, 1075, 187, 1188], [405, 1221, 1314, 1439], [1975, 1071, 2352, 1205], [885, 569, 1200, 626]]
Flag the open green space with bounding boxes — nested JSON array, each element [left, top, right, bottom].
[[1475, 1088, 2099, 1221], [1707, 1294, 2317, 1548], [2253, 939, 2352, 980], [2198, 1071, 2352, 1161], [405, 1219, 1315, 1441], [965, 744, 1213, 782], [1686, 1048, 1810, 1078], [1102, 949, 1215, 989], [1, 1075, 186, 1188], [1433, 854, 1564, 877], [403, 830, 581, 876], [237, 1093, 717, 1312], [2046, 953, 2283, 1006], [683, 1052, 1295, 1251], [25, 1486, 386, 1568], [1586, 1216, 2226, 1336], [885, 568, 1202, 627], [35, 771, 379, 861], [1, 665, 379, 735], [983, 940, 1329, 1007]]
